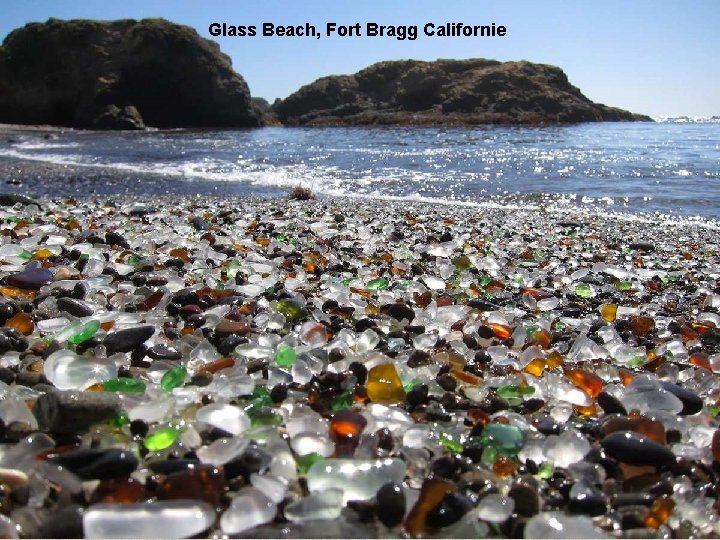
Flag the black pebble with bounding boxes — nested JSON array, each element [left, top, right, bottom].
[[406, 383, 428, 408], [129, 419, 149, 438], [375, 482, 405, 527], [49, 448, 139, 480], [660, 381, 703, 415], [601, 430, 676, 467], [103, 325, 155, 353], [597, 391, 627, 415], [381, 303, 415, 323], [567, 480, 608, 516], [270, 384, 288, 403], [425, 491, 472, 528], [57, 297, 94, 318]]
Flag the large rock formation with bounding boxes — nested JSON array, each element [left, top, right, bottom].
[[0, 18, 260, 129], [273, 59, 651, 125]]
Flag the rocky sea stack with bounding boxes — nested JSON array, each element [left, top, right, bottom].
[[272, 58, 651, 125], [0, 18, 260, 129]]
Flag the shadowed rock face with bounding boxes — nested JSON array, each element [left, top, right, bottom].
[[0, 18, 260, 129], [272, 59, 652, 125]]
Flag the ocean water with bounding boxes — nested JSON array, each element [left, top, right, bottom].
[[1, 120, 719, 218]]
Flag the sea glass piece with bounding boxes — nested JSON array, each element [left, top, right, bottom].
[[306, 458, 405, 503], [83, 500, 215, 539], [367, 363, 405, 404]]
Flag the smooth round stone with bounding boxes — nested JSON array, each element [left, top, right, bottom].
[[290, 433, 334, 457], [284, 488, 344, 522], [220, 487, 276, 535], [376, 482, 406, 527], [43, 349, 117, 390], [50, 448, 139, 480], [659, 381, 703, 415], [567, 480, 608, 516], [103, 325, 155, 353], [214, 320, 251, 338], [306, 458, 406, 504], [543, 430, 591, 468], [197, 437, 249, 465], [250, 473, 287, 504], [600, 430, 676, 467], [524, 511, 609, 539], [477, 493, 514, 523], [6, 268, 53, 290], [83, 500, 215, 539], [381, 303, 415, 323], [196, 403, 250, 435], [57, 297, 95, 317]]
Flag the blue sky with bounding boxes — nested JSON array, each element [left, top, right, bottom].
[[1, 0, 718, 116]]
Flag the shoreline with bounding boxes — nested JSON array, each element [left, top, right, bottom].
[[1, 156, 719, 230]]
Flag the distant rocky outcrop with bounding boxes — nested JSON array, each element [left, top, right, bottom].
[[0, 18, 260, 129], [273, 59, 651, 125]]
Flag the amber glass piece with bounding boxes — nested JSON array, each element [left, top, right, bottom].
[[712, 429, 720, 462], [140, 290, 164, 311], [523, 287, 552, 300], [691, 322, 713, 335], [5, 311, 33, 335], [564, 367, 604, 398], [629, 315, 655, 337], [256, 237, 270, 247], [546, 351, 563, 369], [523, 358, 546, 377], [644, 496, 675, 529], [413, 291, 432, 307], [85, 382, 105, 392], [574, 403, 598, 417], [600, 303, 618, 322], [93, 477, 145, 503], [447, 351, 465, 371], [689, 352, 712, 371], [527, 328, 552, 349], [602, 416, 666, 445], [101, 321, 115, 331], [169, 248, 191, 263], [367, 363, 405, 404], [364, 303, 380, 315], [33, 248, 54, 260], [330, 409, 367, 458], [618, 368, 635, 386], [492, 455, 517, 477], [467, 408, 490, 425], [1, 286, 36, 300], [451, 369, 481, 386], [488, 323, 512, 340], [350, 287, 371, 298], [66, 218, 81, 231], [679, 324, 699, 341], [199, 356, 235, 374], [155, 464, 225, 505], [404, 478, 457, 535]]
